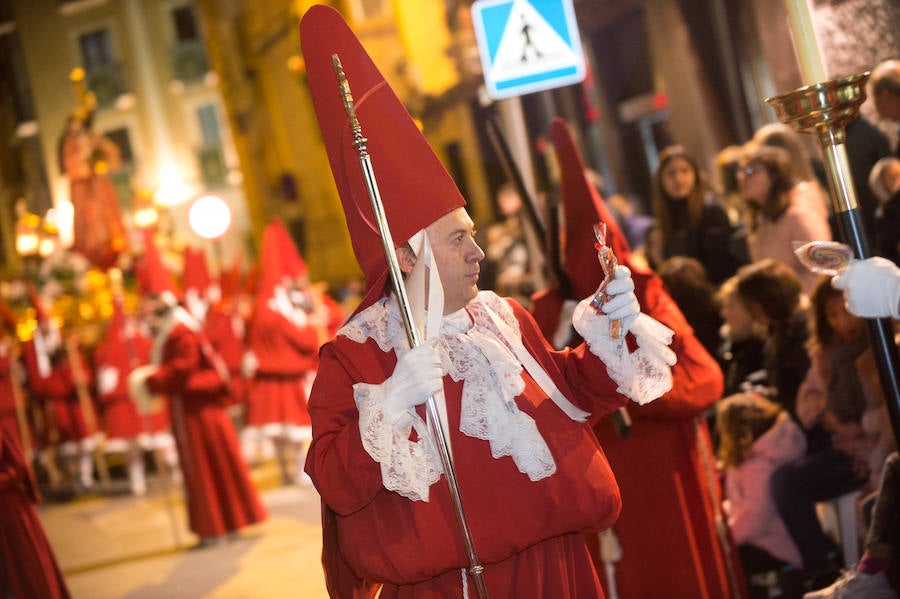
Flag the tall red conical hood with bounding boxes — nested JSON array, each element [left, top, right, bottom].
[[552, 118, 634, 299], [272, 220, 307, 280], [182, 246, 211, 296], [137, 229, 180, 300], [219, 251, 243, 300], [301, 5, 465, 314], [257, 219, 306, 300]]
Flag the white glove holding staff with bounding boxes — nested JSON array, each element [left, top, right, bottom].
[[832, 257, 900, 319], [383, 342, 444, 428]]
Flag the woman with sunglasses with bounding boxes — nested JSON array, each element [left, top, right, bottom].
[[737, 144, 832, 297]]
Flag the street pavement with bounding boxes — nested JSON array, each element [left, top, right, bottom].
[[39, 462, 330, 599]]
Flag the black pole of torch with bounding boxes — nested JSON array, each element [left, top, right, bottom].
[[332, 55, 490, 599], [767, 74, 900, 450]]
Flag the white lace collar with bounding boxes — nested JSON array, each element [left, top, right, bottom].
[[341, 291, 557, 490]]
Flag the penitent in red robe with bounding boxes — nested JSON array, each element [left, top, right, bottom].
[[533, 270, 745, 599], [147, 319, 266, 539], [20, 337, 92, 449], [305, 291, 668, 598], [0, 426, 71, 599], [245, 305, 319, 431], [204, 302, 248, 406], [92, 327, 153, 442], [0, 347, 25, 455]]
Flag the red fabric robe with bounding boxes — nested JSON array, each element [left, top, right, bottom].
[[0, 347, 25, 455], [204, 303, 248, 406], [0, 426, 70, 599], [21, 338, 92, 447], [146, 321, 266, 539], [245, 305, 318, 428], [533, 271, 745, 599], [92, 329, 152, 441], [307, 293, 632, 598]]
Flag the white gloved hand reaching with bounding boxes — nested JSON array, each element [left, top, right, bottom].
[[382, 342, 444, 428], [598, 266, 640, 336], [832, 257, 900, 319]]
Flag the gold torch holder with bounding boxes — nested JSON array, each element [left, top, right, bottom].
[[765, 73, 900, 448]]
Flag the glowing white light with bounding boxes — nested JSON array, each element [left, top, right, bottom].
[[54, 200, 74, 248], [189, 195, 231, 239], [155, 163, 193, 206]]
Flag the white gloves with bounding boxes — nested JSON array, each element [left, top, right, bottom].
[[597, 266, 641, 336], [383, 343, 444, 428], [832, 257, 900, 319], [241, 350, 259, 378], [127, 364, 162, 414], [96, 366, 119, 396]]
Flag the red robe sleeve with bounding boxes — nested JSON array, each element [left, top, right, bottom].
[[628, 275, 722, 420], [147, 325, 226, 397], [248, 308, 319, 376]]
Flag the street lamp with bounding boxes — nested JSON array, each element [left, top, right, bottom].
[[132, 193, 160, 230], [15, 205, 41, 278], [188, 194, 231, 240], [188, 194, 232, 272]]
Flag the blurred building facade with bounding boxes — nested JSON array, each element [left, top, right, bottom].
[[0, 0, 898, 286]]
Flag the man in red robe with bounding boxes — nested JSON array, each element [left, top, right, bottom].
[[0, 425, 71, 599], [0, 302, 27, 456], [20, 287, 98, 492], [204, 253, 249, 409], [301, 7, 676, 597], [129, 231, 266, 546], [530, 119, 745, 599], [93, 299, 153, 495], [243, 220, 321, 484]]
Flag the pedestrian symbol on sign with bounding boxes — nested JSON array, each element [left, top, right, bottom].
[[472, 0, 586, 100], [518, 14, 543, 62]]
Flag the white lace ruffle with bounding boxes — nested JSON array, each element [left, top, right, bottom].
[[343, 293, 558, 501], [572, 299, 676, 405], [354, 381, 442, 502]]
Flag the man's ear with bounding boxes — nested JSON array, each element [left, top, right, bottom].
[[397, 244, 417, 275]]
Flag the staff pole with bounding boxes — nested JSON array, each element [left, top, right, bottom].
[[333, 55, 490, 599]]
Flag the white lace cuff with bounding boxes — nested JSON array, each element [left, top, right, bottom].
[[354, 381, 442, 502], [573, 299, 676, 405]]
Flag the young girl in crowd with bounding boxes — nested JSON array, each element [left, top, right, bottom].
[[732, 259, 812, 432], [647, 145, 745, 284], [718, 392, 806, 597], [716, 275, 767, 400], [772, 277, 885, 590]]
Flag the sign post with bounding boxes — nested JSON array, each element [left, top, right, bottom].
[[471, 0, 586, 100]]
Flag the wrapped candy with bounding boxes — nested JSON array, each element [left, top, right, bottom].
[[589, 222, 621, 339]]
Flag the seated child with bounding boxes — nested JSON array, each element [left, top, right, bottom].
[[718, 392, 807, 586]]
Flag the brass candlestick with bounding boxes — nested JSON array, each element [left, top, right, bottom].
[[766, 74, 900, 448]]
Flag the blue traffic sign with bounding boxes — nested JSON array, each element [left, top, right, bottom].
[[471, 0, 586, 100]]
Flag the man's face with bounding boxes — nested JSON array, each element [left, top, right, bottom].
[[874, 89, 900, 122], [140, 296, 169, 335], [425, 208, 485, 314]]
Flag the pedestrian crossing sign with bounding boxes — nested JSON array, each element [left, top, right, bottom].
[[471, 0, 586, 100]]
